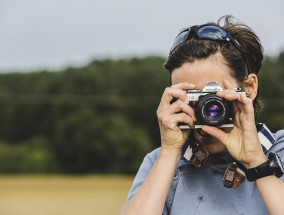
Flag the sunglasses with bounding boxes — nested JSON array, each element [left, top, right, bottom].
[[169, 24, 251, 73]]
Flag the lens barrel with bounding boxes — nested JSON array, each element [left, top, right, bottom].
[[196, 94, 230, 126]]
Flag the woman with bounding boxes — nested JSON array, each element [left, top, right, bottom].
[[122, 15, 284, 215]]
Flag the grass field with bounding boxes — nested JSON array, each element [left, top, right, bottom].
[[0, 175, 134, 215]]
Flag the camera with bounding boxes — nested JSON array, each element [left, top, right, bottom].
[[178, 82, 243, 129]]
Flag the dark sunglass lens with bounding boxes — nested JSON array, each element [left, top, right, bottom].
[[197, 26, 228, 40], [170, 30, 190, 53]]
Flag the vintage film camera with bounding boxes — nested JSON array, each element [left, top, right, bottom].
[[179, 82, 244, 129]]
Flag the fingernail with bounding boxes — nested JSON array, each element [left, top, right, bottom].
[[217, 91, 223, 95]]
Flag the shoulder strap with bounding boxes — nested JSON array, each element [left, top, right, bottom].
[[182, 123, 275, 162], [257, 123, 275, 152]]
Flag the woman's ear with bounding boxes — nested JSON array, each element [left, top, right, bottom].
[[242, 74, 258, 100]]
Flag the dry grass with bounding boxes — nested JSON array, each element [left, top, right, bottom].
[[0, 175, 134, 215]]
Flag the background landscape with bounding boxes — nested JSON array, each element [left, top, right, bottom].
[[1, 1, 284, 214], [0, 55, 284, 175], [0, 53, 283, 215]]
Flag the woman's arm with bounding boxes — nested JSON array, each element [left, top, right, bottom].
[[204, 79, 284, 214], [256, 175, 284, 215], [122, 83, 196, 215], [122, 149, 180, 215]]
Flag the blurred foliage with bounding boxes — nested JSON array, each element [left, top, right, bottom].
[[0, 56, 168, 174], [0, 54, 283, 174], [258, 52, 284, 130]]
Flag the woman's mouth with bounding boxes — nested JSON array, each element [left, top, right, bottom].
[[199, 129, 209, 136], [194, 129, 212, 143]]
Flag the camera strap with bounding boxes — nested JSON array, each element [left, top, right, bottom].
[[183, 133, 209, 168], [189, 141, 210, 168], [223, 123, 275, 188], [223, 162, 246, 188], [182, 124, 275, 188]]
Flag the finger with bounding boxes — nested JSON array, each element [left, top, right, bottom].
[[175, 113, 195, 129], [202, 126, 228, 146], [159, 112, 195, 130], [227, 93, 244, 113], [230, 93, 254, 115], [231, 100, 242, 125], [217, 91, 242, 102], [159, 83, 196, 109], [218, 88, 237, 94], [169, 83, 196, 104], [160, 87, 187, 107], [223, 80, 235, 90], [171, 82, 196, 90], [240, 93, 255, 118], [166, 99, 195, 120], [220, 92, 254, 120]]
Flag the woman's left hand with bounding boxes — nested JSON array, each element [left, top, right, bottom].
[[202, 80, 267, 168]]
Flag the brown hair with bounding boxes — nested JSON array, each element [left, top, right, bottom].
[[164, 15, 263, 113]]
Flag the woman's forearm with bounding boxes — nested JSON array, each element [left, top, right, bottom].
[[122, 149, 181, 215], [256, 176, 284, 215]]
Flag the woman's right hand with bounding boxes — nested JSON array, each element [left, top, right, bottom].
[[156, 83, 196, 151]]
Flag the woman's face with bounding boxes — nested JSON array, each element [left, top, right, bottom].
[[171, 53, 239, 154]]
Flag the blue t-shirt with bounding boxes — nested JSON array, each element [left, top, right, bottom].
[[124, 130, 284, 215]]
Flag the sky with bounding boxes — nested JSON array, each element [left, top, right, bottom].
[[1, 0, 284, 71]]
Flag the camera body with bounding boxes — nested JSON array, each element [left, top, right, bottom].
[[179, 82, 244, 129]]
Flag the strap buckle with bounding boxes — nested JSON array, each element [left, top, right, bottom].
[[190, 143, 209, 168], [223, 162, 245, 188]]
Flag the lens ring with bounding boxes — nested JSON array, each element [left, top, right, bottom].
[[196, 94, 230, 126]]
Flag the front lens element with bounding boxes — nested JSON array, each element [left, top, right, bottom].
[[197, 94, 229, 126], [205, 103, 222, 120]]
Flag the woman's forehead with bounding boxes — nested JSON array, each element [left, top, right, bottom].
[[171, 56, 238, 88]]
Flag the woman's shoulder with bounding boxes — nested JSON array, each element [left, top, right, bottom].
[[145, 147, 161, 162], [271, 130, 284, 155], [275, 130, 284, 143]]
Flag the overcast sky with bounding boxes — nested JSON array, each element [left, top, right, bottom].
[[1, 0, 284, 71]]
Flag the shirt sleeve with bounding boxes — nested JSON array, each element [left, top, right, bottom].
[[122, 148, 169, 214], [271, 130, 284, 156]]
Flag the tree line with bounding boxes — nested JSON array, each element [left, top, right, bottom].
[[0, 54, 283, 174]]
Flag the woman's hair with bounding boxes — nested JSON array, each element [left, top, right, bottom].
[[164, 15, 263, 113]]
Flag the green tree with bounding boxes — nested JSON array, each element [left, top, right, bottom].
[[52, 108, 151, 173]]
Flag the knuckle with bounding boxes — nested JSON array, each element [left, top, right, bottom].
[[156, 106, 163, 116], [176, 99, 183, 106], [161, 116, 171, 128], [156, 109, 161, 117], [181, 113, 193, 123], [164, 87, 171, 94], [157, 109, 165, 120]]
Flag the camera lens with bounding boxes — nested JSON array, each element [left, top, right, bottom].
[[197, 94, 230, 126], [205, 104, 222, 120]]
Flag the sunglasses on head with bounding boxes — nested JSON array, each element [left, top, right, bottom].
[[169, 24, 251, 73]]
